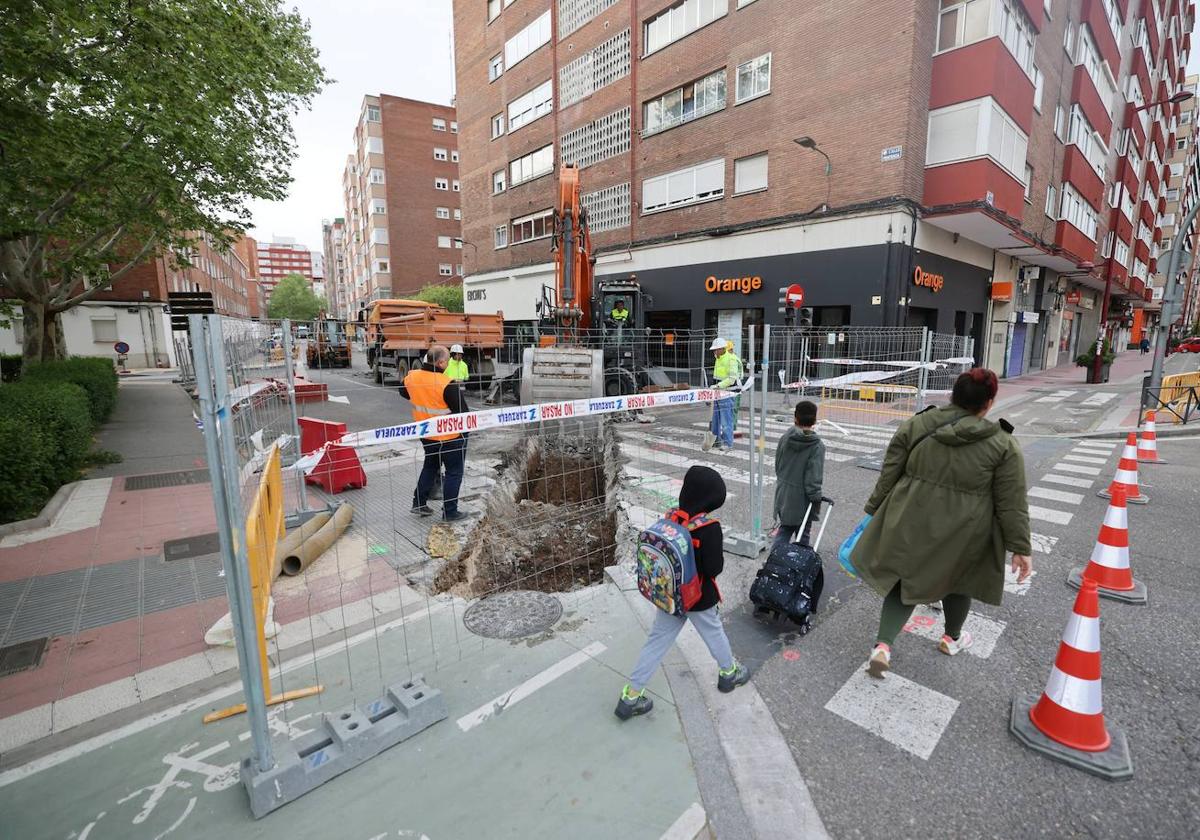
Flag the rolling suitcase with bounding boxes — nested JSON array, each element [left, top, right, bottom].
[[749, 497, 834, 633]]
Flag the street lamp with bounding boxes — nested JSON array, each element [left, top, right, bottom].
[[794, 136, 832, 212], [1095, 89, 1194, 384]]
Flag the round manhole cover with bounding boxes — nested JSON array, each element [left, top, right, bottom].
[[463, 590, 564, 639]]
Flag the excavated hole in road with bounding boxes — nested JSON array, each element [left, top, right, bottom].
[[435, 423, 619, 598]]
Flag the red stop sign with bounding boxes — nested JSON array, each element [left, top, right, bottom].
[[786, 284, 805, 307]]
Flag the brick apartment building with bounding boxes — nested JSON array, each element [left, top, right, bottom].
[[232, 234, 267, 319], [454, 0, 1194, 376], [322, 218, 350, 318], [166, 230, 254, 319], [256, 237, 316, 301], [340, 95, 463, 319]]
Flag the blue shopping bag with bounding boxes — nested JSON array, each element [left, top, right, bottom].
[[837, 514, 872, 579]]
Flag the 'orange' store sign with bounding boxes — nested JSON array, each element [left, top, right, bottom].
[[705, 275, 763, 294]]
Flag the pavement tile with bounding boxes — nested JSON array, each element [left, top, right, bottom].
[[0, 703, 52, 754], [135, 653, 215, 701], [51, 674, 139, 732], [59, 660, 139, 700]]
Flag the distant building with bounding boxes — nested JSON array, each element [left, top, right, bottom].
[[341, 95, 461, 315], [165, 230, 252, 319], [322, 218, 349, 318], [256, 237, 316, 300]]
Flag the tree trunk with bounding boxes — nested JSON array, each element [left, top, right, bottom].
[[21, 302, 68, 364]]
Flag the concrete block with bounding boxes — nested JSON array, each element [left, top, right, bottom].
[[241, 674, 447, 818]]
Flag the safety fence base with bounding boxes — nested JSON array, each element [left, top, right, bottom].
[[1009, 696, 1133, 781], [724, 531, 767, 559], [1066, 568, 1149, 605], [242, 675, 447, 818]]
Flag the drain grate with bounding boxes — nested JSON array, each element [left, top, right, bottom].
[[463, 591, 563, 640], [164, 532, 220, 562], [0, 637, 48, 677], [123, 469, 210, 491]]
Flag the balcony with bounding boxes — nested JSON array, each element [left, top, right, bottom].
[[1062, 146, 1105, 208], [1140, 199, 1157, 229], [1081, 0, 1121, 75], [1135, 239, 1151, 264], [929, 40, 1035, 133], [1056, 220, 1098, 262], [1071, 65, 1114, 139], [1129, 45, 1153, 105]]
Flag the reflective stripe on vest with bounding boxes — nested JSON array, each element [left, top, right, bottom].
[[403, 368, 459, 440]]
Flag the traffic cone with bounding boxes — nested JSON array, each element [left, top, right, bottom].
[[1097, 433, 1148, 504], [1010, 579, 1133, 780], [1068, 486, 1148, 604], [1136, 411, 1166, 464]]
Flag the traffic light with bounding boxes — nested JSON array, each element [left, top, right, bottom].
[[798, 307, 814, 328]]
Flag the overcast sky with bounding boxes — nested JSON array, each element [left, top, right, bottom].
[[247, 0, 455, 255], [249, 3, 1200, 257]]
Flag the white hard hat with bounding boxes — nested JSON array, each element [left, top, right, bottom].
[[450, 344, 464, 354], [709, 338, 726, 350]]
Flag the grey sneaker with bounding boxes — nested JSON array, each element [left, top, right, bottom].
[[717, 663, 750, 693], [442, 510, 467, 523], [614, 687, 653, 720], [411, 504, 435, 516]]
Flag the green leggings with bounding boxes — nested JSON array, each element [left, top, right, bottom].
[[876, 583, 970, 647]]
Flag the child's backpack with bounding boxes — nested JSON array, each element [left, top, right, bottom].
[[636, 509, 715, 616]]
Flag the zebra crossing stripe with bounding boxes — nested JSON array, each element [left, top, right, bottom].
[[1055, 463, 1103, 476], [1041, 473, 1095, 488], [1029, 505, 1073, 525], [824, 668, 959, 760], [1028, 487, 1085, 505], [1063, 453, 1109, 465]]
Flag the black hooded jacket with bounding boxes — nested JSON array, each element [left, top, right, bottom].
[[677, 465, 727, 611]]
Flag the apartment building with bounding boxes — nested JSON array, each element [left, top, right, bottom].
[[454, 0, 1193, 376], [340, 95, 462, 318], [256, 237, 316, 301], [232, 234, 266, 319], [166, 231, 254, 319], [322, 218, 350, 319]]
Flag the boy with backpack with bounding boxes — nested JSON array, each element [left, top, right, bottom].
[[773, 400, 825, 551], [616, 465, 749, 720]]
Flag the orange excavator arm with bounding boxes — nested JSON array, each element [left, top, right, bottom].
[[553, 164, 594, 331]]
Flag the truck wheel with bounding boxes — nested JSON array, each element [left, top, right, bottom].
[[395, 359, 410, 383]]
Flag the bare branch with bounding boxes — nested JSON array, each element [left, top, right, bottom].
[[55, 234, 159, 311]]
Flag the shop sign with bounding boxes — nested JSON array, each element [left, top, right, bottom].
[[1065, 289, 1081, 305], [705, 274, 762, 294], [912, 266, 945, 292], [991, 281, 1013, 302]]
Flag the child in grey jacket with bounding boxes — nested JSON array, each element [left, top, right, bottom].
[[773, 400, 825, 551]]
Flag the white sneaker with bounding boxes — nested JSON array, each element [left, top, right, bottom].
[[938, 631, 974, 656], [866, 644, 891, 679]]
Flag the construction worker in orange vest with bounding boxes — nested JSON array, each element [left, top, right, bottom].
[[399, 344, 470, 522]]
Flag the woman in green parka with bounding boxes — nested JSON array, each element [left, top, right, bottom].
[[851, 368, 1033, 678]]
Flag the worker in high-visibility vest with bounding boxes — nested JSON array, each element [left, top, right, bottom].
[[610, 299, 630, 324], [706, 338, 738, 451], [446, 344, 469, 382], [399, 344, 470, 522]]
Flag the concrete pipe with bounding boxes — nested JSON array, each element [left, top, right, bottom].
[[271, 510, 333, 579], [280, 502, 354, 576]]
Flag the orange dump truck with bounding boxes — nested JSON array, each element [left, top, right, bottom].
[[365, 299, 507, 386]]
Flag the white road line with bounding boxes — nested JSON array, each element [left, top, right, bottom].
[[1063, 453, 1109, 465], [1072, 446, 1115, 456], [1081, 392, 1118, 406], [1005, 566, 1038, 595], [456, 642, 607, 732], [824, 667, 959, 760], [620, 442, 753, 485], [1030, 533, 1059, 555], [625, 466, 738, 502], [1041, 473, 1095, 488], [660, 803, 708, 840], [1055, 462, 1103, 476], [822, 439, 885, 455], [1029, 505, 1074, 525], [1028, 487, 1085, 505], [1034, 390, 1076, 403], [902, 607, 1006, 658], [1073, 440, 1118, 450]]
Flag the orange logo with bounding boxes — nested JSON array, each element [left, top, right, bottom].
[[705, 275, 763, 294], [913, 266, 945, 293]]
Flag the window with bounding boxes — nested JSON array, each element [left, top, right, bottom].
[[434, 147, 448, 161], [375, 259, 390, 273], [925, 98, 1029, 181], [494, 224, 509, 249], [438, 236, 452, 248], [454, 209, 462, 220], [491, 113, 505, 139], [510, 144, 554, 186], [366, 105, 381, 122], [644, 0, 729, 56], [366, 136, 383, 154], [735, 53, 771, 103], [508, 80, 554, 132], [734, 152, 768, 194], [1063, 22, 1076, 58], [1098, 0, 1121, 42], [451, 150, 460, 162], [996, 0, 1034, 75], [1076, 27, 1117, 106], [560, 107, 631, 168], [456, 264, 463, 275], [371, 228, 389, 244], [560, 0, 621, 38], [493, 169, 507, 194], [505, 10, 551, 69], [488, 0, 500, 22], [1024, 163, 1033, 201], [1115, 239, 1131, 268], [453, 238, 463, 249], [369, 168, 385, 184], [1167, 188, 1180, 201], [1178, 138, 1189, 150], [451, 121, 458, 134], [643, 68, 726, 136], [642, 158, 725, 213], [1060, 185, 1099, 240], [489, 53, 504, 81], [937, 0, 990, 53], [1033, 66, 1044, 113], [559, 28, 631, 109], [372, 200, 387, 214], [511, 208, 554, 244], [435, 177, 449, 190], [91, 318, 118, 342], [1043, 0, 1051, 16], [1054, 105, 1067, 143], [452, 179, 461, 192], [1068, 106, 1107, 176], [581, 181, 631, 232], [433, 118, 447, 131], [436, 206, 451, 219], [439, 263, 453, 276]]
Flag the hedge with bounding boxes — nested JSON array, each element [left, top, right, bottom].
[[0, 358, 119, 524], [0, 354, 20, 383]]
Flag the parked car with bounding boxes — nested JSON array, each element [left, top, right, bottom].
[[1177, 337, 1200, 353]]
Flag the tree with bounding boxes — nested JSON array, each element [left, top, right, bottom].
[[267, 273, 323, 322], [0, 1, 327, 361], [414, 283, 464, 313]]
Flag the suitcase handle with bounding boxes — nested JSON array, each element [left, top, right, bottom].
[[794, 497, 835, 550]]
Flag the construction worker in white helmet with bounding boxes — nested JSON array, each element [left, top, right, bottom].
[[446, 344, 469, 383], [705, 337, 737, 452]]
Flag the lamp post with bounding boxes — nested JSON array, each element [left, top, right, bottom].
[[1095, 90, 1193, 384], [794, 136, 832, 212]]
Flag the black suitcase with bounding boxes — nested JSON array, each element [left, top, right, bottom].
[[749, 497, 833, 633]]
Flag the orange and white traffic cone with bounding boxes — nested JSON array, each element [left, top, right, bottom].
[[1010, 579, 1133, 780], [1097, 432, 1148, 504], [1068, 486, 1147, 604], [1136, 411, 1166, 464]]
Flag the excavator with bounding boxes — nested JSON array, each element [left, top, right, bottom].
[[519, 164, 679, 403]]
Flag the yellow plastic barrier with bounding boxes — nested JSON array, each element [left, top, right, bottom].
[[204, 446, 323, 723], [1157, 371, 1200, 424]]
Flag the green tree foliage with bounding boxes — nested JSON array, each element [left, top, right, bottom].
[[267, 273, 323, 322], [414, 283, 464, 313], [0, 1, 327, 361]]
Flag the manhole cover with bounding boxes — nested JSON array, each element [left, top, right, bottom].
[[164, 532, 221, 561], [0, 637, 48, 677], [462, 591, 563, 640], [124, 469, 210, 491]]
